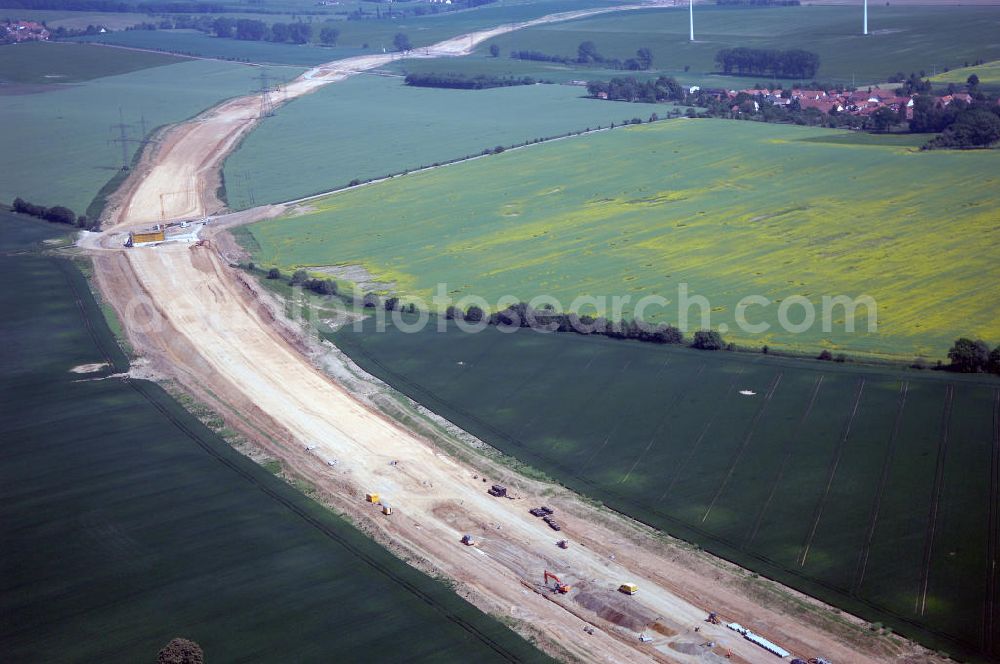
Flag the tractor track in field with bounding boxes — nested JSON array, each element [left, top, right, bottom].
[[983, 388, 1000, 653], [917, 384, 954, 616], [619, 362, 702, 485], [656, 366, 741, 505], [700, 372, 782, 524], [743, 374, 824, 549], [799, 377, 866, 568], [540, 353, 636, 459], [853, 380, 909, 595]]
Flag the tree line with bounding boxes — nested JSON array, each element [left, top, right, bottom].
[[0, 0, 228, 12], [442, 301, 700, 347], [511, 43, 653, 72], [404, 73, 536, 90], [716, 0, 800, 5], [715, 47, 819, 79], [11, 197, 93, 229], [586, 75, 685, 103], [948, 338, 1000, 374], [910, 93, 1000, 149], [211, 17, 312, 44]]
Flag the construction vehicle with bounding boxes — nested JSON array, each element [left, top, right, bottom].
[[706, 612, 720, 625], [488, 484, 507, 497], [126, 229, 165, 247], [543, 515, 562, 531], [618, 583, 639, 595], [557, 540, 569, 549], [544, 570, 570, 594], [381, 504, 392, 516], [530, 506, 554, 517], [365, 492, 379, 503], [461, 534, 475, 546]]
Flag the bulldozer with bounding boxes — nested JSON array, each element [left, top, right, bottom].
[[544, 570, 570, 594]]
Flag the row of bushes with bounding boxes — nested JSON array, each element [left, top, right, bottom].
[[253, 269, 999, 375], [11, 198, 93, 229], [439, 301, 737, 350], [404, 73, 537, 90]]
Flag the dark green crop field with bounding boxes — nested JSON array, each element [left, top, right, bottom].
[[334, 314, 1000, 661], [484, 5, 1000, 85], [0, 41, 184, 85], [0, 217, 548, 663]]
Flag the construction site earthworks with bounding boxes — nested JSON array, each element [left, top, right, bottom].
[[46, 2, 996, 664]]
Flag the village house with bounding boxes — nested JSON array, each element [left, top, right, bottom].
[[3, 21, 50, 42]]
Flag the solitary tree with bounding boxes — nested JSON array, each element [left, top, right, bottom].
[[319, 26, 339, 45], [266, 267, 281, 279], [465, 305, 484, 322], [869, 106, 898, 133], [290, 269, 308, 285], [967, 73, 980, 89], [636, 47, 653, 70], [393, 32, 412, 52], [947, 337, 990, 372], [577, 40, 600, 64], [489, 43, 500, 58], [691, 329, 724, 350], [157, 638, 204, 664]]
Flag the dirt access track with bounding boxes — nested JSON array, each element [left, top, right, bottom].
[[87, 4, 941, 663]]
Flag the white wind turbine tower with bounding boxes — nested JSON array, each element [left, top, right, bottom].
[[863, 0, 868, 35], [689, 0, 695, 42]]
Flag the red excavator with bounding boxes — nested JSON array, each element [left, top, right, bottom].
[[544, 570, 570, 594]]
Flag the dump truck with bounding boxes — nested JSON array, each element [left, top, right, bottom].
[[461, 534, 475, 546], [126, 229, 166, 247], [618, 583, 639, 595], [365, 492, 379, 503], [488, 484, 507, 498]]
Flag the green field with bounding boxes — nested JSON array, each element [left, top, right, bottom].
[[0, 42, 184, 84], [70, 0, 622, 63], [224, 74, 665, 206], [0, 214, 549, 663], [71, 29, 365, 66], [242, 119, 1000, 359], [483, 5, 1000, 85], [932, 59, 1000, 89], [0, 57, 298, 217], [332, 312, 1000, 662]]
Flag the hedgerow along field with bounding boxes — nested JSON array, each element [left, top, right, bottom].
[[332, 312, 1000, 662], [0, 55, 299, 217], [0, 41, 184, 84], [0, 215, 550, 663], [71, 0, 621, 64], [223, 74, 662, 206], [242, 119, 1000, 360], [482, 4, 1000, 86]]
